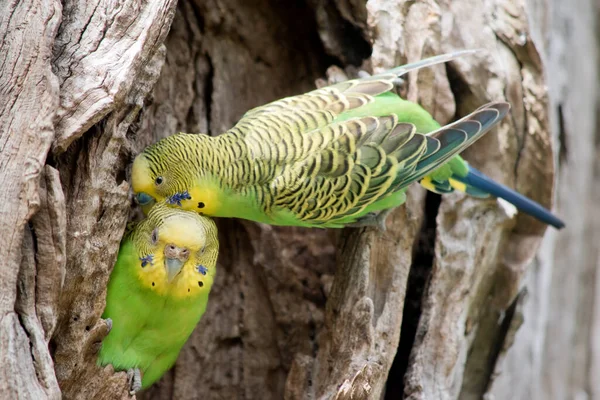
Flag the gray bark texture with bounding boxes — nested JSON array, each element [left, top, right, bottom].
[[0, 0, 594, 399]]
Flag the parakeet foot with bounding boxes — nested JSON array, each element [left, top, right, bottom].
[[346, 212, 376, 229], [346, 208, 394, 232], [127, 368, 142, 395], [104, 318, 112, 333], [374, 208, 394, 231]]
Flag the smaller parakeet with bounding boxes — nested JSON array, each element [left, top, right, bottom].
[[131, 49, 564, 229], [98, 202, 218, 392]]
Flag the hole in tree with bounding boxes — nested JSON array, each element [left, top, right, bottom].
[[385, 192, 441, 398]]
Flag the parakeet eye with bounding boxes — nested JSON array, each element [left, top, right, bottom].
[[155, 176, 164, 185], [136, 192, 155, 205], [151, 228, 158, 244]]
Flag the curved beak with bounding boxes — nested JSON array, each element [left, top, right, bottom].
[[164, 244, 190, 283], [136, 192, 156, 216], [165, 258, 185, 283]]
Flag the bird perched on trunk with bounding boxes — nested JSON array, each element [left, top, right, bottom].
[[131, 50, 564, 230], [98, 202, 219, 392]]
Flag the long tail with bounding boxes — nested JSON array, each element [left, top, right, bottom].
[[451, 166, 565, 229]]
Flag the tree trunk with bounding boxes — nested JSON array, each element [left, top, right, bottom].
[[488, 0, 600, 399], [0, 0, 594, 399]]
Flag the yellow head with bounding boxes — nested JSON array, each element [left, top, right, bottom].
[[129, 202, 219, 299], [131, 154, 157, 214], [131, 133, 205, 215]]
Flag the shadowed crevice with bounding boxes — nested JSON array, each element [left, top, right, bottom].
[[311, 0, 372, 66], [458, 288, 526, 398], [557, 103, 569, 164], [204, 54, 214, 135], [483, 290, 522, 391], [384, 192, 441, 398]]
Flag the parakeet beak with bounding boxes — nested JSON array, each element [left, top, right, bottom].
[[136, 192, 156, 216], [164, 244, 190, 283], [165, 258, 184, 283]]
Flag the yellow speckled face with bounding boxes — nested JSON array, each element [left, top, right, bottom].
[[132, 151, 225, 217], [134, 205, 218, 299], [131, 155, 161, 215], [131, 155, 156, 198]]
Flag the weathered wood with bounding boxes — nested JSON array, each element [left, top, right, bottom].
[[489, 0, 600, 398], [0, 0, 61, 398], [308, 188, 425, 400], [360, 2, 556, 400], [46, 0, 177, 396], [15, 167, 66, 400], [52, 0, 178, 153]]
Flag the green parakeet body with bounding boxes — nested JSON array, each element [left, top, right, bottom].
[[131, 50, 564, 229], [98, 202, 219, 389]]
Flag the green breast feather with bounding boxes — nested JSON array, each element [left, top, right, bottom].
[[98, 203, 219, 389]]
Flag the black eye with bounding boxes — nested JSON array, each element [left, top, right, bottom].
[[155, 176, 163, 185], [151, 229, 158, 244]]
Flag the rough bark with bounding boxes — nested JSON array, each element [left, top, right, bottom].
[[0, 0, 575, 399], [0, 0, 62, 398], [489, 0, 600, 399]]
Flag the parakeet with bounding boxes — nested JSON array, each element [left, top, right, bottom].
[[98, 202, 219, 391], [131, 50, 564, 229]]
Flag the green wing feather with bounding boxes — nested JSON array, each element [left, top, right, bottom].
[[217, 50, 508, 226], [137, 50, 564, 228]]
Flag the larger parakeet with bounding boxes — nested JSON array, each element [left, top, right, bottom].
[[132, 50, 564, 229], [98, 202, 218, 391]]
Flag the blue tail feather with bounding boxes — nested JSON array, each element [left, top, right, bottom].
[[453, 166, 565, 229]]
